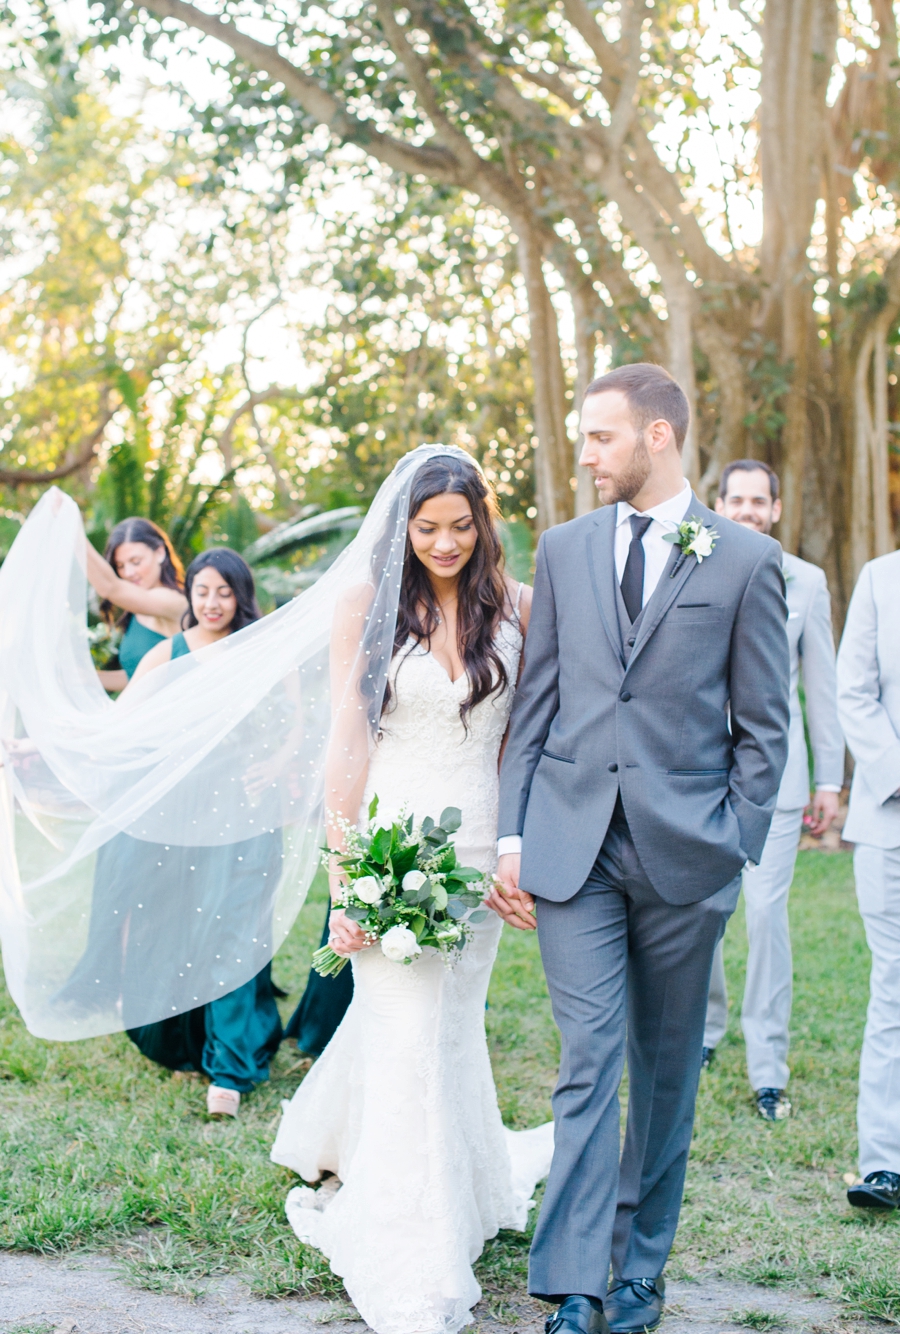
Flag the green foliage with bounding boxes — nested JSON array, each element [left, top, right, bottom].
[[742, 341, 794, 454]]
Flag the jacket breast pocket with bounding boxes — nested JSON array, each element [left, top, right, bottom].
[[670, 603, 724, 627]]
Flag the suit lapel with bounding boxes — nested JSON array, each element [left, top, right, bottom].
[[586, 507, 626, 669], [624, 493, 710, 674]]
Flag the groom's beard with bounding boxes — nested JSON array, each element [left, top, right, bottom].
[[595, 432, 652, 505]]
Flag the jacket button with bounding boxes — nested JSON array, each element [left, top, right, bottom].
[[608, 763, 618, 773], [620, 691, 631, 702]]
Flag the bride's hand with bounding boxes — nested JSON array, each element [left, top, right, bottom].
[[486, 854, 537, 931], [329, 907, 371, 956]]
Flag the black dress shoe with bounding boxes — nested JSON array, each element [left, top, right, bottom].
[[545, 1296, 610, 1334], [755, 1088, 791, 1121], [605, 1278, 665, 1333], [701, 1046, 715, 1070], [847, 1171, 900, 1210]]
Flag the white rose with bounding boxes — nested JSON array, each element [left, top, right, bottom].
[[402, 870, 428, 893], [381, 924, 422, 963], [689, 527, 715, 561], [353, 875, 385, 905]]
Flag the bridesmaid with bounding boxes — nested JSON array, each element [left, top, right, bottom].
[[54, 517, 187, 1010], [126, 548, 283, 1118], [85, 517, 187, 692]]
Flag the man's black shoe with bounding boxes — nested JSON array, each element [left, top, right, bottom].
[[847, 1171, 900, 1210], [545, 1296, 610, 1334], [605, 1278, 665, 1333], [701, 1046, 715, 1070], [755, 1088, 791, 1121]]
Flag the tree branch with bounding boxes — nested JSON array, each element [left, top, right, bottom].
[[137, 0, 464, 181], [0, 408, 114, 487]]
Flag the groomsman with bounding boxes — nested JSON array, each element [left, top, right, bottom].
[[702, 460, 844, 1120], [838, 548, 900, 1210]]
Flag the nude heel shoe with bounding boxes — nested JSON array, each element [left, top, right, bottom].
[[206, 1085, 241, 1117]]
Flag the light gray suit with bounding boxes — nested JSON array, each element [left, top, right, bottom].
[[838, 551, 900, 1176], [498, 496, 789, 1299], [704, 552, 844, 1088]]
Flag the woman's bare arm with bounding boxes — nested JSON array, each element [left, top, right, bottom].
[[85, 543, 187, 626], [97, 668, 129, 694], [498, 580, 533, 769], [323, 586, 377, 955]]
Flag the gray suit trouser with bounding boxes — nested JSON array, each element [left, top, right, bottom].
[[529, 801, 741, 1301]]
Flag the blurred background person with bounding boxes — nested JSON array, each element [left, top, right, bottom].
[[126, 548, 284, 1119], [702, 460, 843, 1121], [838, 547, 900, 1210], [53, 517, 187, 1008], [87, 517, 187, 692]]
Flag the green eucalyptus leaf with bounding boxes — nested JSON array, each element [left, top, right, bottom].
[[370, 826, 391, 864], [439, 806, 462, 833], [446, 900, 468, 920], [468, 909, 488, 923], [344, 906, 369, 922]]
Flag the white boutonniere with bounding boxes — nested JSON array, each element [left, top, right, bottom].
[[663, 519, 719, 576]]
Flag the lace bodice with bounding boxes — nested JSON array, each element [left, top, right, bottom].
[[360, 614, 523, 872]]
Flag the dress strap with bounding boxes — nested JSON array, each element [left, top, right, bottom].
[[514, 581, 524, 612]]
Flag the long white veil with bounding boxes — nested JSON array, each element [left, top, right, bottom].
[[0, 444, 463, 1040]]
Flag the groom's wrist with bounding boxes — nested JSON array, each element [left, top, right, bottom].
[[497, 835, 522, 857]]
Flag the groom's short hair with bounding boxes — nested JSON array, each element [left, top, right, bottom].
[[584, 363, 690, 452]]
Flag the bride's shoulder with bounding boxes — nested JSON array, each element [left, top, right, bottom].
[[502, 576, 532, 635]]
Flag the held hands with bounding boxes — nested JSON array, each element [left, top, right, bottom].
[[486, 854, 537, 931], [806, 789, 840, 837]]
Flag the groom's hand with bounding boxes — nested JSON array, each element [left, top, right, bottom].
[[487, 855, 537, 931]]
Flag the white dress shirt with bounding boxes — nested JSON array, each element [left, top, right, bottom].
[[497, 481, 693, 859], [613, 478, 693, 607]]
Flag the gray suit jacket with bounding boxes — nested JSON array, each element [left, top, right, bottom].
[[498, 496, 790, 905], [838, 550, 900, 849], [777, 552, 844, 810]]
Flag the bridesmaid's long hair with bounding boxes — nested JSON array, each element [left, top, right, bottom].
[[386, 454, 509, 725], [101, 517, 184, 628]]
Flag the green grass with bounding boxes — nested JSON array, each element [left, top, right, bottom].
[[0, 852, 894, 1318]]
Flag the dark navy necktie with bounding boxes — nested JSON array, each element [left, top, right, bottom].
[[620, 514, 653, 624]]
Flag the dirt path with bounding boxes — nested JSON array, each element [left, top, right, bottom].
[[0, 1251, 868, 1334]]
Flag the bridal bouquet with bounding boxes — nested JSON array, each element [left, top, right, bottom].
[[312, 797, 489, 976]]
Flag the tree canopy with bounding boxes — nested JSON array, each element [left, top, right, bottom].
[[79, 0, 900, 609]]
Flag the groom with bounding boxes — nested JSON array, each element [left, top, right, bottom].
[[491, 364, 790, 1334]]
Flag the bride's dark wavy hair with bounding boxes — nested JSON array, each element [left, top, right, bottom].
[[376, 454, 508, 727]]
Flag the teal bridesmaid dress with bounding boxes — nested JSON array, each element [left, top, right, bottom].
[[283, 911, 353, 1056], [125, 633, 283, 1093], [53, 615, 166, 1008]]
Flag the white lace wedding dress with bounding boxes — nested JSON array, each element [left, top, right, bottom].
[[271, 611, 554, 1334]]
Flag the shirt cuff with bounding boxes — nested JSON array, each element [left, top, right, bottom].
[[815, 785, 842, 793], [497, 835, 522, 857]]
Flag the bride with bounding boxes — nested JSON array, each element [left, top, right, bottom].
[[270, 448, 553, 1334]]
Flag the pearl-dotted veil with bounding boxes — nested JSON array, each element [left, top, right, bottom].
[[0, 444, 463, 1039]]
